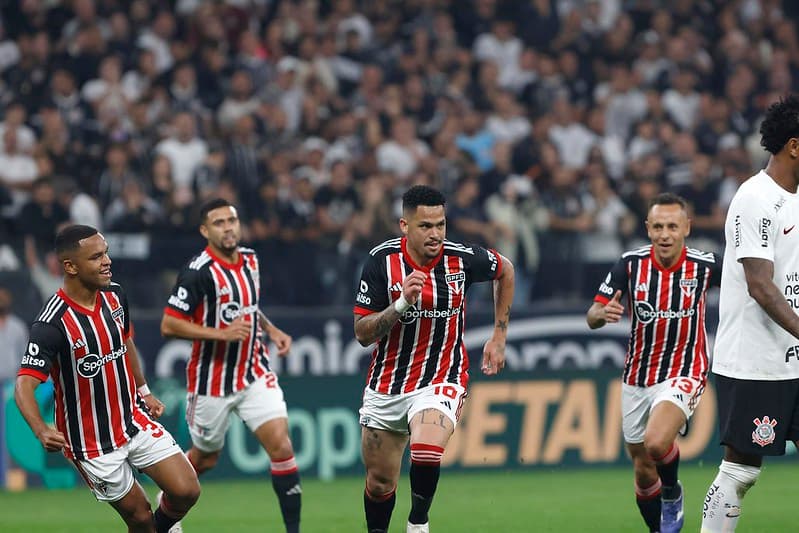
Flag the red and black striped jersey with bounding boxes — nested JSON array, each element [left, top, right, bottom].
[[164, 246, 268, 396], [354, 237, 502, 394], [593, 245, 721, 387], [17, 283, 155, 460]]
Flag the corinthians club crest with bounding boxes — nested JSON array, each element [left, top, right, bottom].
[[752, 416, 778, 447]]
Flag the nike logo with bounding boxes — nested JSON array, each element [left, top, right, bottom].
[[784, 225, 795, 235]]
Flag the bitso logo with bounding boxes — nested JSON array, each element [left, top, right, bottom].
[[356, 280, 371, 305], [168, 286, 190, 312], [21, 342, 46, 368], [752, 416, 777, 447]]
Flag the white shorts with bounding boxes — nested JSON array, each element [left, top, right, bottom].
[[73, 420, 181, 502], [622, 377, 705, 444], [359, 383, 467, 434], [186, 372, 287, 452]]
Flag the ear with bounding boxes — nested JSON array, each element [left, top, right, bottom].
[[399, 217, 409, 236], [199, 224, 208, 239], [62, 258, 78, 276]]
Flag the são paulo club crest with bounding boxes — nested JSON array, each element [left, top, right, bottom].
[[752, 416, 778, 447]]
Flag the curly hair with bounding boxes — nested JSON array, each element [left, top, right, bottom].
[[760, 94, 799, 155], [402, 185, 446, 213]]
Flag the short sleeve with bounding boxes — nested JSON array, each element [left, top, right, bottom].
[[164, 267, 206, 319], [593, 258, 628, 305], [354, 253, 389, 315], [729, 194, 776, 263], [18, 322, 64, 382], [467, 246, 502, 284]]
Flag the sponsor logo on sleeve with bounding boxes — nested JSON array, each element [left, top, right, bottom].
[[734, 215, 741, 247], [21, 342, 46, 368], [168, 286, 191, 312], [760, 218, 771, 248], [356, 280, 371, 305]]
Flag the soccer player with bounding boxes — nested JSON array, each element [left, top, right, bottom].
[[353, 185, 514, 533], [700, 95, 799, 532], [160, 198, 301, 533], [15, 225, 200, 533], [586, 193, 721, 533]]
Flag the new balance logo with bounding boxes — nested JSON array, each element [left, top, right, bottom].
[[389, 282, 403, 293], [286, 484, 302, 496]]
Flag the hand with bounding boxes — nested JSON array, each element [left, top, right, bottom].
[[268, 325, 293, 357], [220, 316, 251, 342], [36, 426, 67, 452], [604, 290, 624, 323], [481, 338, 506, 376], [142, 393, 165, 418], [402, 270, 426, 305]]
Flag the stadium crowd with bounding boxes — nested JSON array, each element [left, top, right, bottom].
[[0, 0, 797, 310]]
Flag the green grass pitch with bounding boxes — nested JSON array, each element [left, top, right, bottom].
[[2, 462, 798, 531]]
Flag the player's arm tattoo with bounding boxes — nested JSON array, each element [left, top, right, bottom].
[[495, 304, 510, 332], [354, 305, 403, 346]]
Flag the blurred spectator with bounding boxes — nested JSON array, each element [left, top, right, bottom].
[[0, 128, 38, 214], [376, 116, 430, 181], [0, 285, 27, 383], [54, 176, 101, 229], [18, 177, 68, 261], [0, 101, 36, 154], [104, 177, 163, 232], [155, 112, 208, 199]]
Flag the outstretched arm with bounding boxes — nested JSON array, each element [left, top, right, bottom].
[[743, 257, 799, 338], [15, 375, 67, 452], [481, 255, 514, 375]]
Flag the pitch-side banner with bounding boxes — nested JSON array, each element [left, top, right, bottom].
[[3, 305, 724, 486]]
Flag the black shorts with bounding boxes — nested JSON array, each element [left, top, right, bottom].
[[716, 374, 799, 456]]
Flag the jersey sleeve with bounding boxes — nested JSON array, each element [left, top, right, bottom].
[[354, 253, 389, 316], [710, 252, 723, 287], [468, 246, 502, 284], [18, 322, 64, 382], [593, 258, 628, 305], [729, 192, 776, 263], [164, 267, 205, 319]]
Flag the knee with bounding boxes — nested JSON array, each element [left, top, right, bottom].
[[125, 503, 154, 529], [169, 479, 201, 509], [643, 435, 672, 461], [267, 438, 294, 461], [366, 469, 396, 496], [192, 450, 220, 474]]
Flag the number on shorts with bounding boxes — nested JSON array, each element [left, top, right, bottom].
[[141, 419, 163, 438], [671, 378, 694, 394], [264, 373, 277, 389], [434, 385, 458, 399]]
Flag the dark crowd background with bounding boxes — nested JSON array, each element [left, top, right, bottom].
[[0, 0, 796, 320]]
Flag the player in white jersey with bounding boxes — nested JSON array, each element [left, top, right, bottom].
[[701, 95, 799, 532]]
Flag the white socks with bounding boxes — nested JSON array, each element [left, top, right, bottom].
[[700, 460, 760, 532]]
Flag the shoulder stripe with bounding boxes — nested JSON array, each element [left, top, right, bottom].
[[443, 241, 474, 255], [189, 251, 212, 270], [37, 295, 64, 323], [686, 248, 716, 262], [622, 245, 651, 258], [239, 246, 256, 254], [369, 238, 402, 256]]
